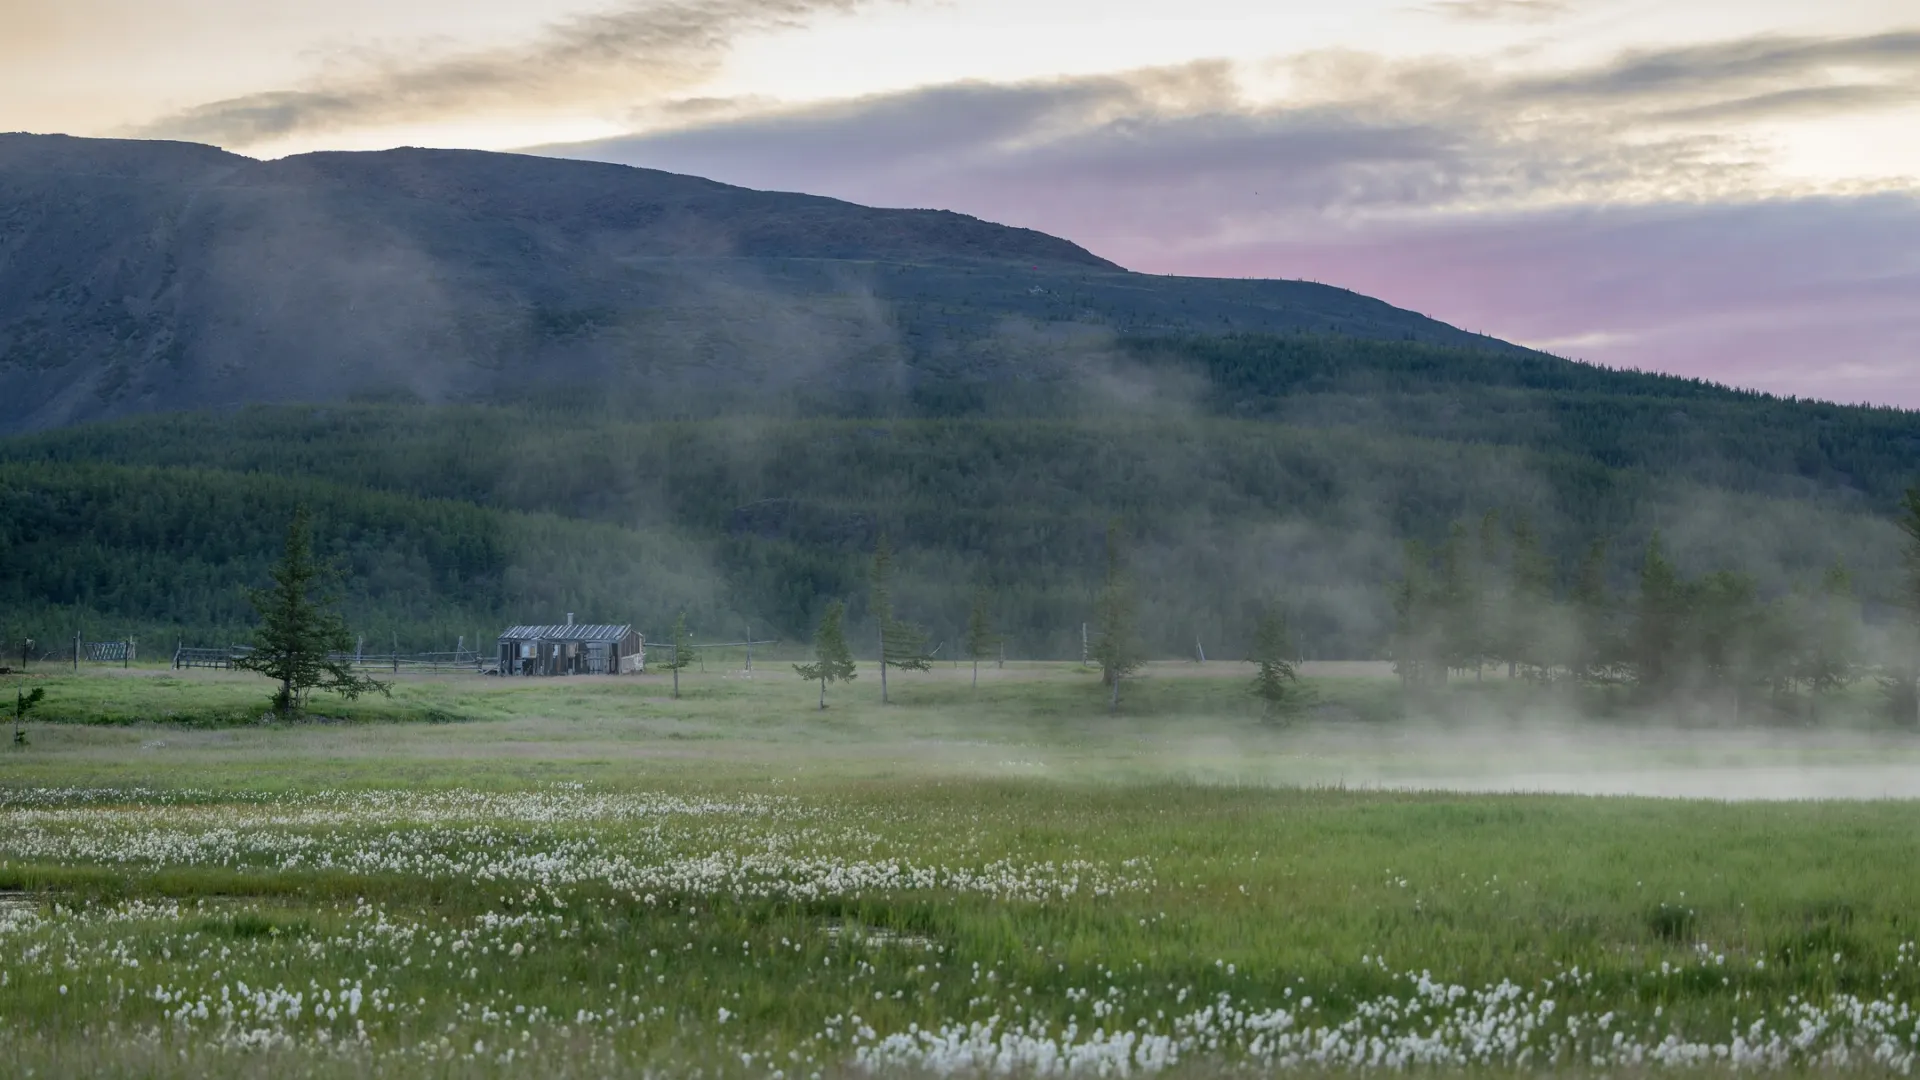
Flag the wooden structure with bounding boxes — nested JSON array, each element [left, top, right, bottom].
[[496, 618, 643, 676]]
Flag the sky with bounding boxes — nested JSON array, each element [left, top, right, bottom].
[[6, 0, 1917, 406]]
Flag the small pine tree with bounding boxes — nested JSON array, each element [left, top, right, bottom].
[[870, 534, 930, 704], [1390, 540, 1435, 690], [1090, 522, 1145, 714], [1437, 523, 1482, 679], [1249, 603, 1300, 722], [794, 600, 857, 710], [1504, 513, 1555, 680], [664, 610, 694, 699], [1884, 486, 1920, 725], [1570, 538, 1615, 684], [1470, 511, 1504, 680], [964, 587, 1000, 689], [12, 686, 44, 746], [1801, 563, 1860, 696], [235, 507, 389, 716], [1630, 532, 1683, 696]]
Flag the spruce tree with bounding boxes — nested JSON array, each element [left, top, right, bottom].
[[236, 507, 389, 716], [1570, 539, 1614, 684], [1249, 603, 1300, 721], [1391, 540, 1436, 690], [1801, 563, 1860, 696], [1689, 570, 1764, 717], [1437, 524, 1479, 679], [664, 610, 694, 699], [12, 686, 43, 746], [1471, 511, 1504, 680], [1629, 533, 1683, 695], [794, 600, 857, 710], [869, 534, 930, 704], [1886, 486, 1920, 725], [1091, 522, 1145, 714], [1504, 513, 1555, 680], [963, 587, 999, 689]]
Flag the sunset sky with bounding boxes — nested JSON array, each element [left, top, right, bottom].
[[8, 0, 1917, 404]]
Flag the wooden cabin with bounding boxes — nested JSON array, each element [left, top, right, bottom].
[[496, 618, 643, 676]]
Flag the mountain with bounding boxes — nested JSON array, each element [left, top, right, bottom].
[[1, 134, 1915, 660], [3, 133, 1513, 434]]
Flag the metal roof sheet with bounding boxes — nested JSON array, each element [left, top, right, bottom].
[[497, 624, 634, 643]]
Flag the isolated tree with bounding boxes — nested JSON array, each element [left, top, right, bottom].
[[235, 506, 389, 716], [869, 534, 930, 704], [1886, 485, 1920, 725], [1503, 513, 1555, 680], [664, 610, 694, 699], [1629, 533, 1684, 695], [1249, 603, 1300, 721], [1688, 570, 1768, 717], [1390, 540, 1437, 690], [12, 686, 43, 746], [1433, 524, 1495, 679], [1799, 563, 1860, 696], [1569, 538, 1615, 684], [794, 600, 857, 710], [1468, 511, 1505, 679], [1090, 522, 1145, 714], [963, 587, 1000, 689]]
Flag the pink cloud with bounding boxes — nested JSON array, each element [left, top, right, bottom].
[[540, 61, 1920, 408], [1151, 200, 1920, 406]]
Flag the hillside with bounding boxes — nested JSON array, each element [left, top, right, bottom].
[[1, 135, 1915, 660], [3, 133, 1517, 433], [2, 389, 1910, 658]]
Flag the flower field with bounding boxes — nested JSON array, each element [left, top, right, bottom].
[[5, 670, 1920, 1076]]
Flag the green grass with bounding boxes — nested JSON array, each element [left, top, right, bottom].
[[3, 664, 1920, 1076]]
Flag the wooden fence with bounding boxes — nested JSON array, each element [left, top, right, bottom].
[[171, 645, 485, 674]]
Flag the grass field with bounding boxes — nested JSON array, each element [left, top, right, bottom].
[[4, 662, 1920, 1077]]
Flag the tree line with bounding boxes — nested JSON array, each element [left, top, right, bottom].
[[788, 521, 1304, 718], [6, 396, 1911, 660], [1391, 494, 1920, 722]]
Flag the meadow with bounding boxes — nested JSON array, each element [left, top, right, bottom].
[[4, 660, 1920, 1077]]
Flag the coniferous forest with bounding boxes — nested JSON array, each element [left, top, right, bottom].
[[3, 327, 1917, 715]]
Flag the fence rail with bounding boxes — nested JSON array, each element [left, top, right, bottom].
[[172, 645, 246, 670], [79, 639, 136, 666], [171, 645, 485, 674], [331, 649, 485, 674]]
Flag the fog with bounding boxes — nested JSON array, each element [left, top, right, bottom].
[[1172, 719, 1920, 800]]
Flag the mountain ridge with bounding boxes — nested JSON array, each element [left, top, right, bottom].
[[4, 132, 1527, 434]]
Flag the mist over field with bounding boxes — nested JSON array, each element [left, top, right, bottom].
[[3, 114, 1920, 1077]]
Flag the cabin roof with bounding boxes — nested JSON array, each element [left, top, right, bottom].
[[498, 624, 634, 643]]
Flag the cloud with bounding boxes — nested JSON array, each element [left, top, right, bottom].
[[1193, 197, 1920, 407], [535, 30, 1920, 405], [134, 0, 880, 148], [1507, 30, 1920, 106], [1419, 0, 1572, 23]]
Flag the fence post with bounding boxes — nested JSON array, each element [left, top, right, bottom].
[[745, 626, 752, 673], [74, 633, 80, 672]]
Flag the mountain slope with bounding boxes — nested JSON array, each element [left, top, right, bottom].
[[3, 133, 1520, 433], [2, 391, 1909, 657]]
